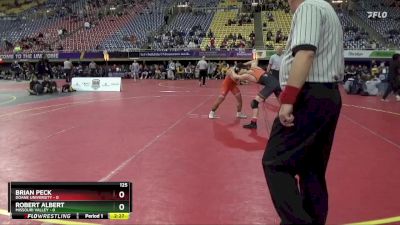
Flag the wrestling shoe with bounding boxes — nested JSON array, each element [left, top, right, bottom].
[[208, 111, 219, 119], [243, 121, 257, 129], [236, 112, 247, 119]]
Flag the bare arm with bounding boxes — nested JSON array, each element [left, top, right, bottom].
[[230, 69, 253, 81], [285, 50, 315, 88], [243, 59, 258, 67]]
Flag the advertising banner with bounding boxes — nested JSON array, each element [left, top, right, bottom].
[[71, 77, 121, 92]]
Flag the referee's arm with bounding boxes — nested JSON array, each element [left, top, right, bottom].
[[286, 51, 315, 88], [281, 3, 322, 103], [279, 4, 322, 127]]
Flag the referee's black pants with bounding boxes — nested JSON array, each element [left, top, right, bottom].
[[262, 83, 342, 225], [199, 69, 207, 85]]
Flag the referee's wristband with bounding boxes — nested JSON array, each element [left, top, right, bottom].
[[279, 85, 301, 104]]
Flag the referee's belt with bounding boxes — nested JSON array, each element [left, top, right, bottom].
[[303, 82, 339, 89]]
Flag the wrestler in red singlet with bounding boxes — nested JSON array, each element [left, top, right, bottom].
[[208, 68, 247, 119]]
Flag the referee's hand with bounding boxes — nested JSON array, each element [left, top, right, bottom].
[[279, 104, 294, 127]]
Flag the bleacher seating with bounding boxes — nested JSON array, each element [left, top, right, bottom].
[[0, 0, 102, 52], [149, 12, 214, 49], [0, 0, 47, 15], [60, 11, 141, 50], [1, 0, 399, 52], [201, 10, 254, 49], [262, 10, 291, 49], [184, 0, 219, 7], [355, 0, 400, 47], [101, 10, 163, 50], [218, 0, 241, 8], [100, 0, 174, 50], [337, 11, 371, 49]]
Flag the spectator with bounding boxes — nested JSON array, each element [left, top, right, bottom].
[[28, 76, 43, 95], [84, 21, 91, 29], [89, 61, 97, 77], [250, 31, 255, 38], [185, 63, 193, 79], [210, 37, 215, 49], [276, 29, 283, 43], [36, 57, 51, 80], [141, 64, 149, 79], [268, 12, 274, 21], [176, 61, 182, 69], [371, 64, 379, 78], [208, 29, 214, 38], [176, 66, 184, 80], [42, 75, 58, 94], [64, 58, 73, 83], [266, 30, 273, 41], [11, 61, 21, 80], [154, 64, 162, 79], [169, 60, 176, 78]]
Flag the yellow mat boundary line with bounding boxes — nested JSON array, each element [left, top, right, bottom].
[[0, 209, 101, 225], [345, 216, 400, 225]]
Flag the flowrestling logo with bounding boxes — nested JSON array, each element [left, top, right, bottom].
[[367, 11, 388, 19]]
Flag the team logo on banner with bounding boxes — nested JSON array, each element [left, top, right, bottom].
[[91, 79, 101, 90]]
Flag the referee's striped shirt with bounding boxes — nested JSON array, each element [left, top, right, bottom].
[[279, 0, 345, 87]]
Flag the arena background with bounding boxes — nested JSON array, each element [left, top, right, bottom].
[[1, 0, 400, 225]]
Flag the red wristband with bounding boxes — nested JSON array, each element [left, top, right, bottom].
[[279, 85, 301, 104]]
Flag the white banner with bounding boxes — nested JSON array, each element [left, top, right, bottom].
[[343, 50, 373, 58], [71, 77, 121, 92]]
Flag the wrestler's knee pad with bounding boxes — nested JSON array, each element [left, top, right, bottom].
[[251, 99, 259, 109]]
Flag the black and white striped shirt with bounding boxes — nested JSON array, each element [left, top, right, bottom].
[[279, 0, 345, 86]]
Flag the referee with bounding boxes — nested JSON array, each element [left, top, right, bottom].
[[197, 56, 208, 87], [266, 46, 283, 81], [262, 0, 344, 224]]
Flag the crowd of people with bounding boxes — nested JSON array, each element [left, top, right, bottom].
[[149, 24, 207, 50], [264, 28, 287, 44], [1, 56, 399, 103], [343, 59, 400, 101], [0, 58, 238, 83], [128, 59, 232, 80], [206, 31, 255, 50], [1, 0, 144, 53], [243, 0, 290, 13], [225, 13, 254, 26]]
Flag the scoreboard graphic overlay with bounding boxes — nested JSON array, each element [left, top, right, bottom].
[[8, 182, 132, 220]]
